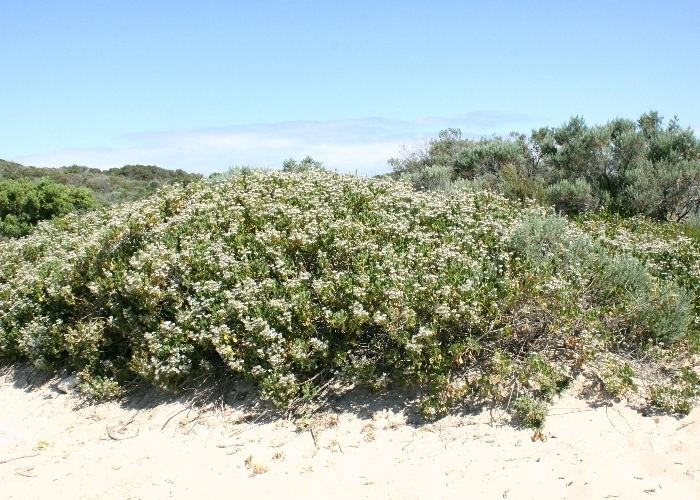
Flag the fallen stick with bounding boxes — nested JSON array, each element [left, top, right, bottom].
[[161, 407, 189, 431], [0, 453, 39, 465], [15, 466, 37, 477], [310, 427, 318, 449]]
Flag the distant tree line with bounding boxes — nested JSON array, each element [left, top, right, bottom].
[[0, 161, 203, 238], [390, 111, 700, 222], [0, 161, 202, 206]]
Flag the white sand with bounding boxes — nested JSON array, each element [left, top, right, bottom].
[[1, 365, 698, 499]]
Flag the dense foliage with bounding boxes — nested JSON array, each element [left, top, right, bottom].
[[0, 160, 203, 206], [1, 170, 697, 421], [0, 178, 97, 238], [390, 112, 700, 222], [281, 156, 326, 173]]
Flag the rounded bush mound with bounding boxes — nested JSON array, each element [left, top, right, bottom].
[[0, 171, 696, 418]]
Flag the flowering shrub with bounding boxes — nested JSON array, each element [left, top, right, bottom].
[[0, 170, 697, 422]]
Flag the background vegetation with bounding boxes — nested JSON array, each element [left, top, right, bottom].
[[391, 112, 700, 223], [0, 160, 202, 238], [0, 160, 202, 206], [0, 178, 97, 238]]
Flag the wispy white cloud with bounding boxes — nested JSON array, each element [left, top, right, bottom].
[[14, 112, 541, 176]]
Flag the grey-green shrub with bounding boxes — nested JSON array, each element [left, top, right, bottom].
[[546, 178, 596, 215], [513, 396, 548, 430], [390, 112, 700, 222], [510, 214, 692, 343], [400, 165, 452, 191]]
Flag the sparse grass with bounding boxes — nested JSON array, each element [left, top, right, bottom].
[[244, 455, 269, 476], [361, 422, 376, 442]]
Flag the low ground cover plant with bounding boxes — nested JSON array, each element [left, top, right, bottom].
[[0, 170, 697, 425]]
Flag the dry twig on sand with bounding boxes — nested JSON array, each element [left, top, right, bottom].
[[161, 407, 189, 431], [105, 413, 140, 441], [0, 453, 39, 465], [15, 466, 37, 477]]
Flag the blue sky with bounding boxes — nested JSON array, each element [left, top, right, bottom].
[[2, 0, 699, 175]]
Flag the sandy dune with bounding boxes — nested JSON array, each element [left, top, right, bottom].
[[1, 365, 698, 499]]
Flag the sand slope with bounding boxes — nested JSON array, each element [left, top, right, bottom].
[[1, 366, 698, 500]]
